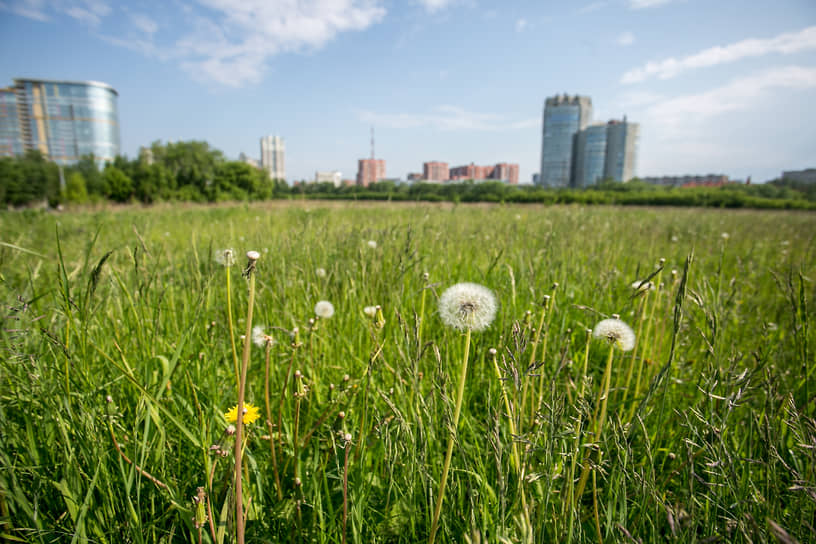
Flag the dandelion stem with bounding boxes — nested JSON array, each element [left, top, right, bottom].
[[575, 344, 615, 503], [226, 266, 240, 389], [264, 341, 283, 501], [342, 438, 351, 544], [429, 327, 471, 544], [235, 265, 256, 544]]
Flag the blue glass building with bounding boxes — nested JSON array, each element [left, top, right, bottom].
[[573, 123, 608, 188], [0, 78, 119, 165], [538, 94, 592, 188], [604, 118, 640, 182]]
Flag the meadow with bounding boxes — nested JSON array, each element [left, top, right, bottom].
[[0, 201, 814, 543]]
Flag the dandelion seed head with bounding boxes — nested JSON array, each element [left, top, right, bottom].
[[367, 240, 378, 249], [721, 232, 730, 240], [363, 306, 377, 318], [338, 411, 346, 419], [438, 282, 497, 332], [592, 318, 636, 352], [316, 267, 327, 278], [106, 395, 113, 403], [214, 248, 235, 267], [252, 325, 274, 347], [488, 348, 497, 356], [314, 300, 335, 319], [343, 433, 352, 443], [246, 250, 260, 261], [226, 424, 236, 436]]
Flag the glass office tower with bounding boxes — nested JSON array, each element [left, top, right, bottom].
[[604, 118, 640, 182], [0, 78, 119, 165], [539, 94, 592, 188], [573, 123, 608, 188]]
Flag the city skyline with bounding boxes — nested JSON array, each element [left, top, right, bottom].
[[0, 1, 814, 183]]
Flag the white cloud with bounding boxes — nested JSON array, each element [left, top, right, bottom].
[[0, 0, 50, 21], [644, 65, 816, 135], [359, 105, 537, 131], [5, 0, 386, 87], [1, 0, 109, 23], [170, 0, 386, 86], [515, 18, 527, 32], [622, 65, 816, 179], [629, 0, 672, 9], [622, 25, 816, 83], [577, 1, 607, 14], [617, 31, 635, 46], [128, 12, 158, 35], [416, 0, 455, 13]]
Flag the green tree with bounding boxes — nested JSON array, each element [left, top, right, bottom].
[[104, 166, 134, 202], [64, 171, 89, 203]]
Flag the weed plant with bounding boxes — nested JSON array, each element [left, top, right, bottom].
[[0, 202, 814, 543]]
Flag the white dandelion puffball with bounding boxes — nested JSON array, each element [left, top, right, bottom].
[[215, 248, 235, 267], [367, 240, 378, 249], [316, 267, 327, 278], [314, 301, 335, 319], [363, 306, 377, 318], [252, 325, 273, 347], [438, 282, 497, 332], [593, 318, 636, 352], [246, 250, 260, 261], [631, 280, 655, 292]]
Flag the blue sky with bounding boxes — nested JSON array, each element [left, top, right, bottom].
[[1, 0, 814, 183]]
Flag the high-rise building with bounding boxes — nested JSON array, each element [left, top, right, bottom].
[[423, 161, 449, 182], [604, 118, 639, 182], [539, 94, 592, 187], [0, 78, 119, 165], [315, 170, 342, 186], [356, 159, 385, 186], [492, 162, 519, 185], [260, 135, 285, 181], [573, 123, 608, 188]]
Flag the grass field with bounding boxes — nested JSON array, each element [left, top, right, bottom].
[[1, 201, 814, 543]]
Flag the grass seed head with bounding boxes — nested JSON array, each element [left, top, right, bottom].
[[438, 282, 497, 332]]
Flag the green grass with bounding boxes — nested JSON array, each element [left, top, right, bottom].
[[0, 201, 814, 543]]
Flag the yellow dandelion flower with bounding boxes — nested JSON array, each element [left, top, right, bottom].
[[225, 403, 261, 425]]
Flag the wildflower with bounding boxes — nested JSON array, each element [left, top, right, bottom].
[[315, 300, 335, 319], [592, 318, 636, 352], [367, 240, 377, 249], [246, 250, 260, 261], [631, 280, 655, 292], [252, 325, 274, 348], [721, 232, 730, 240], [438, 282, 497, 332], [214, 248, 235, 267], [225, 403, 261, 425], [316, 267, 327, 278], [363, 306, 377, 318]]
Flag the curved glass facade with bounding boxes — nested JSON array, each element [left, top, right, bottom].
[[0, 79, 119, 166]]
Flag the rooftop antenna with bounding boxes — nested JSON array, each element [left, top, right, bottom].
[[370, 126, 375, 159]]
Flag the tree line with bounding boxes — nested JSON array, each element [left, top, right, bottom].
[[1, 140, 814, 210]]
